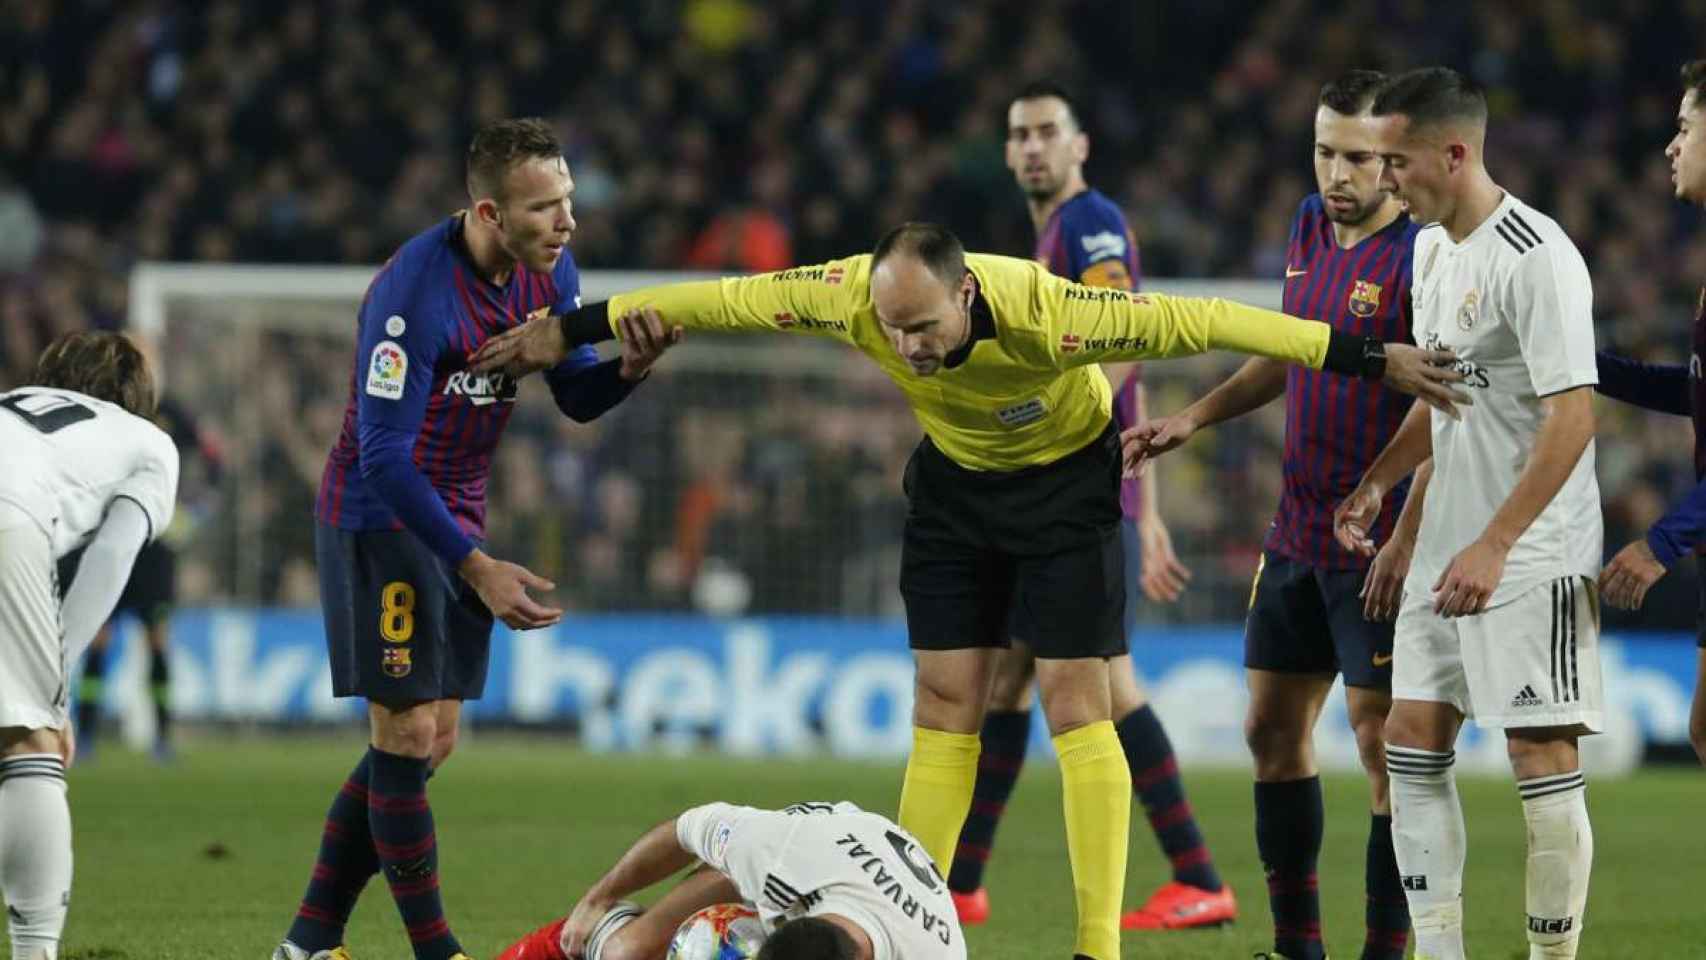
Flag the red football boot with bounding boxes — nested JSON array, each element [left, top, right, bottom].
[[951, 887, 990, 926], [496, 917, 568, 960], [1119, 881, 1237, 930]]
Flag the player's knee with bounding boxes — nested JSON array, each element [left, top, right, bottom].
[[0, 726, 63, 757], [985, 656, 1035, 712], [1243, 706, 1307, 764], [429, 725, 459, 769], [600, 923, 647, 960], [1351, 714, 1388, 775], [368, 702, 438, 757], [1503, 728, 1577, 777]]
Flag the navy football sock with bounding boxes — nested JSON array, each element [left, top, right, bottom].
[[1256, 777, 1326, 960], [75, 643, 107, 739], [947, 710, 1031, 894], [1117, 705, 1222, 892], [286, 750, 382, 951], [1362, 812, 1411, 960], [148, 644, 171, 743], [369, 747, 462, 960]]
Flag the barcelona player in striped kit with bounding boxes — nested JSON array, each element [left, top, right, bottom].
[[1595, 59, 1706, 769], [1128, 72, 1421, 960], [273, 119, 677, 960], [943, 80, 1235, 934]]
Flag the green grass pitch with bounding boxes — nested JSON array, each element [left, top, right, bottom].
[[42, 736, 1705, 959]]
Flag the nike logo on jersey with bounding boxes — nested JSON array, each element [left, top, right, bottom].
[[1285, 266, 1308, 278], [1372, 653, 1394, 667]]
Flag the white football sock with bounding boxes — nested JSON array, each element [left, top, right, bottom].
[[0, 755, 71, 960], [1518, 771, 1591, 960], [1386, 744, 1466, 960], [576, 901, 642, 960]]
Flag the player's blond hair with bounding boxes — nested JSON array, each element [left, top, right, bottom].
[[30, 331, 157, 419]]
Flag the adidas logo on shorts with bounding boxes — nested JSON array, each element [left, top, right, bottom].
[[1511, 684, 1544, 708]]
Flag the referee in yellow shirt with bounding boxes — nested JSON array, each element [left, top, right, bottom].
[[474, 222, 1465, 960]]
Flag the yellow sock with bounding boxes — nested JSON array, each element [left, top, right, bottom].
[[898, 726, 981, 879], [1055, 720, 1130, 960]]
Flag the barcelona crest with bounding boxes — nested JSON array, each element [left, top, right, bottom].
[[382, 647, 412, 678], [1348, 279, 1383, 318]]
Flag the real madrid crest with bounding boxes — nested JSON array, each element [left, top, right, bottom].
[[1457, 289, 1480, 331]]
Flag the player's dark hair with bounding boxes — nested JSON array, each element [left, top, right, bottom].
[[1370, 67, 1487, 130], [466, 117, 562, 201], [1011, 79, 1082, 130], [29, 331, 156, 419], [1319, 70, 1389, 115], [756, 917, 859, 960], [871, 221, 967, 292], [1681, 60, 1706, 107]]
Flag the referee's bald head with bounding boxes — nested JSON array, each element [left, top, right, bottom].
[[871, 223, 975, 378]]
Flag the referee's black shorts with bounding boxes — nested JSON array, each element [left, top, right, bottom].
[[900, 421, 1126, 660]]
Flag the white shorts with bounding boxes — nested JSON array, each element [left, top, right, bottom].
[[1391, 575, 1602, 732], [0, 502, 66, 731]]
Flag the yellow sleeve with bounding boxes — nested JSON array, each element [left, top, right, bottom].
[[1045, 276, 1331, 370], [605, 261, 859, 343]]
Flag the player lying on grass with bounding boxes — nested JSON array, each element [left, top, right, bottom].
[[496, 801, 966, 960]]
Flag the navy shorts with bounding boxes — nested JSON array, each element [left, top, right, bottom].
[[55, 540, 176, 628], [316, 523, 493, 703], [1244, 549, 1394, 689], [901, 424, 1127, 660], [115, 540, 176, 626]]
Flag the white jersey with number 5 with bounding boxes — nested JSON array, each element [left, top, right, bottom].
[[1406, 192, 1601, 607], [0, 386, 179, 558], [677, 801, 966, 960]]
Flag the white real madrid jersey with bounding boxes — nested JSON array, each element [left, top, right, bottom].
[[1406, 192, 1601, 607], [0, 386, 179, 558], [677, 801, 967, 960]]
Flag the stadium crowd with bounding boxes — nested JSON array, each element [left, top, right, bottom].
[[2, 0, 1704, 624]]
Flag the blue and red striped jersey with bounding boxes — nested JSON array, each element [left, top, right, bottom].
[[1267, 194, 1419, 569], [1034, 188, 1145, 517], [316, 214, 603, 546]]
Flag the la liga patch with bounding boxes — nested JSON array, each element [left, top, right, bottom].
[[366, 340, 408, 399]]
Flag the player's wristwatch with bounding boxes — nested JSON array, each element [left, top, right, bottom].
[[1359, 337, 1387, 380], [1322, 331, 1387, 380]]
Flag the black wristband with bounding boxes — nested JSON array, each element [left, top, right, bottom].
[[559, 300, 613, 347], [1323, 331, 1381, 379]]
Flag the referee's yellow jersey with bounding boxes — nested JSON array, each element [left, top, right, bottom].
[[608, 253, 1329, 472]]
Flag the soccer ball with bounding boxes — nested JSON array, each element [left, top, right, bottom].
[[665, 902, 768, 960]]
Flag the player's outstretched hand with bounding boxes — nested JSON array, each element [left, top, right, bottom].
[[562, 891, 617, 959], [1333, 480, 1385, 557], [1121, 414, 1197, 477], [1361, 535, 1412, 621], [470, 310, 570, 378], [617, 308, 685, 381], [1381, 343, 1471, 419], [458, 549, 564, 630], [1432, 536, 1507, 618], [1599, 537, 1666, 610], [1138, 515, 1192, 603]]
